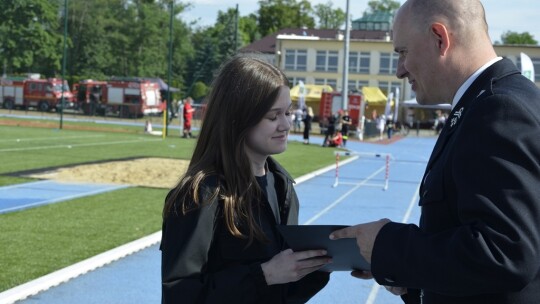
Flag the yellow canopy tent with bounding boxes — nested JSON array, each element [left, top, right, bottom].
[[290, 84, 333, 114], [361, 87, 394, 120], [361, 87, 387, 105]]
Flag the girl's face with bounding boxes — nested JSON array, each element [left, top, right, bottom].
[[245, 86, 292, 164]]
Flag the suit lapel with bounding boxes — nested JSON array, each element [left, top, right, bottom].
[[420, 59, 518, 196]]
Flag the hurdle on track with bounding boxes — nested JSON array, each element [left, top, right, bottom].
[[332, 151, 393, 190]]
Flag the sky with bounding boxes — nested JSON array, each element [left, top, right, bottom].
[[180, 0, 540, 44]]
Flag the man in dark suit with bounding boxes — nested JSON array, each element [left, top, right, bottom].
[[330, 0, 540, 303]]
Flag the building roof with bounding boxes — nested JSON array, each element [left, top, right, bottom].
[[241, 28, 391, 54], [353, 11, 394, 23]]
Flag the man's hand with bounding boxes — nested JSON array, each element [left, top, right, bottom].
[[329, 218, 391, 263], [384, 285, 408, 296]]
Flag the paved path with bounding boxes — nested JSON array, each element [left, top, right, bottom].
[[6, 134, 436, 304]]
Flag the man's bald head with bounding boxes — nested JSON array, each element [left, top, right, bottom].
[[397, 0, 490, 46]]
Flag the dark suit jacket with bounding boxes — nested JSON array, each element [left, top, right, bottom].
[[371, 58, 540, 304]]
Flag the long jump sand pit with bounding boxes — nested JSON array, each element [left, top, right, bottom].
[[27, 158, 190, 189]]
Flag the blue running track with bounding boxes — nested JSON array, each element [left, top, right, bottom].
[[0, 180, 129, 215]]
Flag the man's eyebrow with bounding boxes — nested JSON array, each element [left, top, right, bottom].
[[394, 47, 406, 53]]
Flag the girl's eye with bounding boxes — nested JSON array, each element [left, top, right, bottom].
[[268, 116, 278, 121]]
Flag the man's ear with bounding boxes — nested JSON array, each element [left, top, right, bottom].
[[431, 23, 450, 56]]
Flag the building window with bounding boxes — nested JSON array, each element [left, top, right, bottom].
[[348, 80, 369, 92], [379, 52, 398, 75], [379, 81, 402, 96], [289, 77, 306, 87], [285, 49, 307, 71], [315, 78, 337, 90], [347, 80, 357, 92], [326, 79, 337, 89], [349, 51, 370, 74], [316, 50, 339, 72]]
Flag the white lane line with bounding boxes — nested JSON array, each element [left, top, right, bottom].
[[0, 184, 131, 215], [0, 231, 161, 304], [0, 134, 105, 143], [303, 165, 387, 225], [0, 138, 162, 152], [365, 182, 421, 304], [295, 156, 358, 185]]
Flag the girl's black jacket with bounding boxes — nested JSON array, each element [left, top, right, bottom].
[[160, 157, 329, 303]]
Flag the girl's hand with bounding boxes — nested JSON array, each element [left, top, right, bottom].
[[261, 249, 331, 285]]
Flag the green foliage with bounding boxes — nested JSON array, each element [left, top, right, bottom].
[[0, 0, 64, 75], [240, 14, 262, 44], [257, 0, 315, 36], [191, 81, 208, 100], [0, 0, 193, 91], [500, 31, 538, 45], [314, 1, 346, 29], [367, 0, 400, 13], [185, 27, 220, 90]]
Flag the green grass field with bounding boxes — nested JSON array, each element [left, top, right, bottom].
[[0, 118, 339, 292]]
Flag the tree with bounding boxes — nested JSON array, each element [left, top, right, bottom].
[[214, 8, 243, 58], [240, 14, 261, 44], [67, 0, 120, 79], [185, 27, 220, 92], [190, 81, 208, 101], [500, 31, 538, 45], [257, 0, 315, 37], [367, 0, 400, 13], [313, 1, 346, 29], [122, 0, 170, 77], [0, 0, 64, 76]]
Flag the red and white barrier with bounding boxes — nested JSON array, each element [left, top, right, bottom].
[[332, 151, 393, 190]]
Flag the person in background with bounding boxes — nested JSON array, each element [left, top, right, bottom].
[[386, 114, 395, 139], [326, 131, 343, 148], [302, 106, 313, 144], [182, 96, 195, 138], [376, 114, 386, 140], [340, 110, 352, 147], [330, 0, 540, 303], [322, 113, 336, 147], [161, 54, 331, 304], [294, 106, 303, 133]]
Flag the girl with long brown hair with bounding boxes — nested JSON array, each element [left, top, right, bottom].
[[161, 54, 330, 303]]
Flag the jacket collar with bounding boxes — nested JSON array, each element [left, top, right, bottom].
[[425, 58, 520, 171], [266, 156, 295, 183]]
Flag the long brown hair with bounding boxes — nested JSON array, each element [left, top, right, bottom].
[[163, 54, 289, 243]]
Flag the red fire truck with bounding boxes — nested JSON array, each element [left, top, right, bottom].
[[72, 80, 108, 116], [0, 77, 74, 111], [74, 78, 163, 118], [319, 91, 363, 132]]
